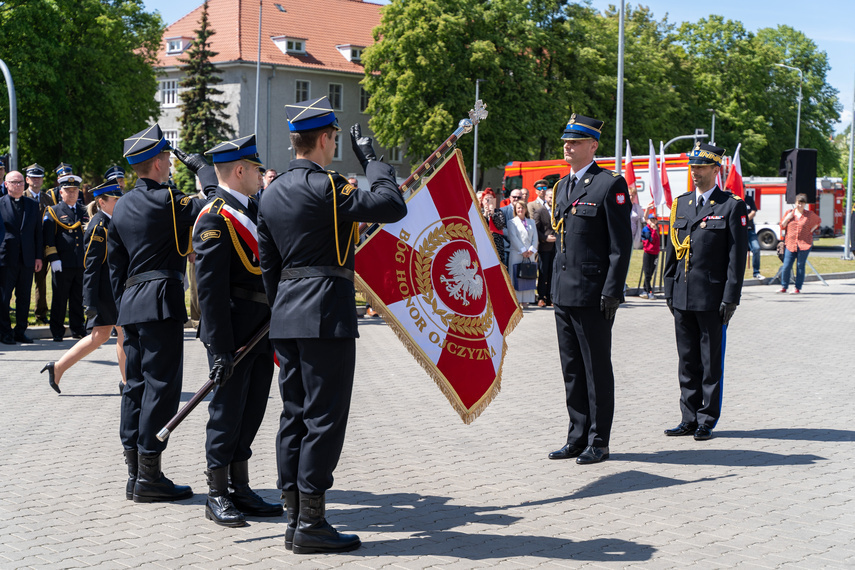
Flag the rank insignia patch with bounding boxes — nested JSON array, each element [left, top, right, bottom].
[[200, 229, 221, 241], [180, 196, 192, 206], [340, 183, 356, 196]]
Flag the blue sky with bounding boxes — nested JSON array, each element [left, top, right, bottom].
[[143, 0, 854, 131]]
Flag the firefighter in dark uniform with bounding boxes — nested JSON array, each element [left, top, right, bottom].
[[42, 170, 87, 341], [43, 163, 72, 207], [23, 164, 51, 324], [257, 97, 407, 554], [547, 114, 632, 465], [663, 142, 748, 441], [105, 164, 127, 193], [193, 134, 281, 527], [108, 124, 217, 502]]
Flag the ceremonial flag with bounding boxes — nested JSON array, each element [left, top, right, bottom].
[[725, 143, 744, 197], [624, 140, 637, 191], [647, 139, 663, 206], [659, 141, 673, 208], [355, 149, 522, 424]]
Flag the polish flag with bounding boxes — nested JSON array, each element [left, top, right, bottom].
[[648, 139, 663, 206], [624, 140, 637, 196], [659, 141, 673, 208], [725, 143, 744, 197]]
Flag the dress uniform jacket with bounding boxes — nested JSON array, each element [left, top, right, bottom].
[[0, 195, 42, 270], [257, 159, 407, 339], [82, 210, 117, 327], [194, 187, 273, 469], [550, 162, 633, 306], [43, 201, 85, 268], [663, 187, 748, 310]]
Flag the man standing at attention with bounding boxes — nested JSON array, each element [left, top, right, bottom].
[[257, 97, 406, 554], [109, 124, 217, 502], [24, 164, 51, 325], [663, 142, 747, 441], [547, 114, 632, 465]]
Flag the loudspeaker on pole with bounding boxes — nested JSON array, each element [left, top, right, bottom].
[[779, 148, 817, 203]]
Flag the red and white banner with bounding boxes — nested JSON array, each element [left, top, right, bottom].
[[355, 149, 522, 424], [647, 139, 664, 206], [659, 141, 673, 208], [624, 140, 637, 198], [725, 143, 744, 197]]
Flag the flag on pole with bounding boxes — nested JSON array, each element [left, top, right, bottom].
[[354, 149, 522, 424], [725, 143, 744, 197], [647, 139, 663, 206], [624, 140, 637, 191], [659, 141, 673, 208]]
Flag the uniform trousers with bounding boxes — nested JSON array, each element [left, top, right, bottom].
[[120, 319, 185, 455], [673, 308, 726, 428], [206, 345, 274, 469], [50, 267, 85, 338], [537, 249, 555, 303], [32, 263, 48, 321], [0, 263, 34, 335], [554, 304, 615, 447], [273, 338, 356, 494]]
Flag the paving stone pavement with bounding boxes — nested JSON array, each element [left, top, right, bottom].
[[1, 280, 854, 569]]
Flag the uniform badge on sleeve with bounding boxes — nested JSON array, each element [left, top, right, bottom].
[[201, 229, 221, 241], [740, 215, 747, 227], [340, 183, 356, 196], [616, 193, 626, 205]]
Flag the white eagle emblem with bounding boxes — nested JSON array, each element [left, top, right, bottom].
[[440, 249, 484, 306]]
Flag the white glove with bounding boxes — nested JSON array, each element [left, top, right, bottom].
[[51, 260, 63, 273]]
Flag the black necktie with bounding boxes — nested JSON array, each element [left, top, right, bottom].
[[248, 199, 258, 220], [697, 196, 704, 212], [568, 176, 577, 201]]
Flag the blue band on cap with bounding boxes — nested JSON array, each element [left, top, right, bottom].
[[93, 183, 122, 197], [126, 138, 170, 165], [563, 123, 601, 140], [211, 145, 259, 163], [288, 112, 337, 132]]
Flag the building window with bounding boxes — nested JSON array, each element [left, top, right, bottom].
[[166, 39, 185, 54], [328, 83, 342, 110], [389, 146, 402, 164], [160, 80, 178, 107], [351, 47, 362, 61], [272, 36, 307, 56], [163, 130, 180, 148], [360, 87, 370, 113], [295, 80, 310, 103], [333, 133, 342, 161]]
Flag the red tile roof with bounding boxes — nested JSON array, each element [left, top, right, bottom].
[[156, 0, 381, 75]]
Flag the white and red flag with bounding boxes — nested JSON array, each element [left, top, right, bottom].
[[725, 143, 744, 197], [355, 149, 521, 424], [647, 139, 664, 206], [624, 140, 637, 193], [659, 141, 673, 208]]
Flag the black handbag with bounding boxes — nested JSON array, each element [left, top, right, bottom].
[[515, 258, 538, 280]]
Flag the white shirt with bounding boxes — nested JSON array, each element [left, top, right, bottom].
[[570, 161, 595, 187], [225, 188, 249, 208], [695, 185, 716, 207]]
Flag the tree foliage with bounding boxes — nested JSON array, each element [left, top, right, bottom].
[[173, 0, 233, 194], [363, 1, 841, 185], [0, 0, 163, 181]]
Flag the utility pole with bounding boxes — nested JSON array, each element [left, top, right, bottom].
[[615, 0, 625, 174], [471, 78, 483, 190]]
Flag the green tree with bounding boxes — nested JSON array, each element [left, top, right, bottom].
[[0, 0, 163, 181], [173, 0, 233, 194]]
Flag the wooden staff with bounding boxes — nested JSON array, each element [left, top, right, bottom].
[[156, 322, 271, 442]]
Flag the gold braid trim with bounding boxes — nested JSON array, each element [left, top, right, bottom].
[[83, 223, 107, 270], [549, 179, 565, 251], [45, 206, 82, 231], [327, 173, 358, 267], [223, 217, 262, 275], [169, 189, 193, 257], [669, 197, 690, 273]]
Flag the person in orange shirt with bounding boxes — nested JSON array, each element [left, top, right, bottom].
[[778, 194, 821, 294]]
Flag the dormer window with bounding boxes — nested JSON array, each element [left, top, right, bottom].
[[166, 37, 189, 55], [273, 36, 307, 55], [336, 44, 365, 63]]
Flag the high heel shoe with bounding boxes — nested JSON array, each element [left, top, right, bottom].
[[41, 363, 60, 394]]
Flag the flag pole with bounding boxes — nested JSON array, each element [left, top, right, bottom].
[[614, 0, 625, 175], [845, 69, 854, 260]]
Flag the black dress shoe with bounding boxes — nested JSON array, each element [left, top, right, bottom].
[[548, 443, 585, 460], [1, 334, 15, 345], [576, 445, 609, 464], [41, 362, 60, 394], [71, 331, 86, 339], [35, 315, 49, 325], [52, 336, 64, 342], [14, 332, 33, 344], [694, 425, 713, 441], [664, 421, 698, 436]]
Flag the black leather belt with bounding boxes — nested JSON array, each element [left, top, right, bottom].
[[125, 269, 184, 288], [280, 266, 354, 282], [231, 286, 269, 305]]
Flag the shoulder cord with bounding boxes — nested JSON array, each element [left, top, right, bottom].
[[549, 179, 565, 251], [327, 173, 358, 267], [205, 198, 261, 275], [669, 197, 691, 273], [169, 189, 193, 257], [83, 222, 108, 270], [45, 206, 82, 232]]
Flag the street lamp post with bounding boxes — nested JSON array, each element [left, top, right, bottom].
[[774, 63, 803, 149], [471, 78, 483, 190], [706, 108, 716, 145], [663, 133, 708, 153], [0, 58, 18, 171], [615, 0, 626, 175]]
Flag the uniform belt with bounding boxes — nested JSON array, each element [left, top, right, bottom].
[[231, 286, 269, 305], [280, 266, 354, 282], [125, 269, 184, 288]]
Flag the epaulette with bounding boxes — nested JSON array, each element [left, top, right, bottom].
[[610, 170, 620, 177], [731, 194, 742, 201], [326, 170, 357, 197]]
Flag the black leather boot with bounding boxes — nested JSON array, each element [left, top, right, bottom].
[[124, 449, 138, 501], [205, 467, 246, 527], [133, 453, 194, 503], [228, 461, 283, 517], [292, 493, 360, 554], [282, 490, 299, 550]]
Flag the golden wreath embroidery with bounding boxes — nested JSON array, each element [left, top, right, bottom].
[[413, 222, 494, 335]]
